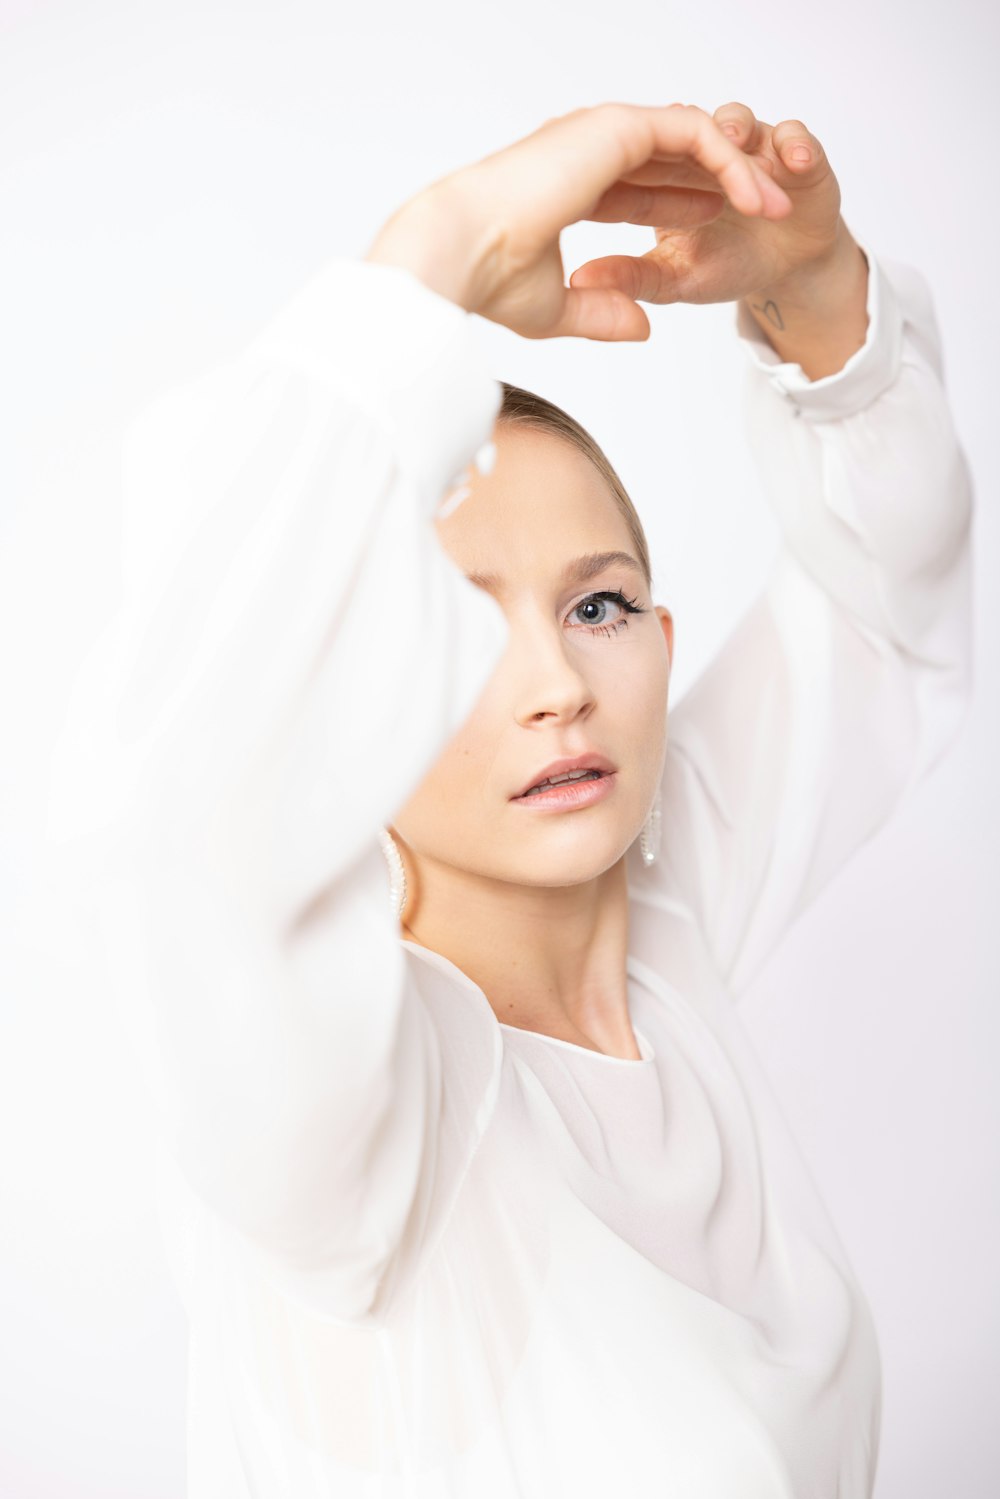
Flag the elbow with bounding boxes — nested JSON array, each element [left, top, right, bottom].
[[841, 366, 975, 584], [906, 595, 974, 791], [904, 438, 975, 586]]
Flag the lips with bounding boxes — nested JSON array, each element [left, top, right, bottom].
[[511, 752, 618, 800]]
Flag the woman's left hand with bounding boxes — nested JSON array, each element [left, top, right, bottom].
[[569, 102, 847, 306]]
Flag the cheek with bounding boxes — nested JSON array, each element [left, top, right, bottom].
[[610, 651, 670, 787], [605, 643, 668, 723], [393, 721, 494, 845]]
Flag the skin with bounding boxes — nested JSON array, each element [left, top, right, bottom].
[[390, 424, 673, 1061], [365, 100, 870, 1055]]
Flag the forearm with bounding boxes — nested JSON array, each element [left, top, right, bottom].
[[737, 242, 972, 656], [738, 220, 870, 381], [51, 259, 507, 1295], [364, 177, 501, 314]]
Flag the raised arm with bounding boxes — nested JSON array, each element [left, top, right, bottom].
[[47, 261, 511, 1318], [630, 234, 973, 998]]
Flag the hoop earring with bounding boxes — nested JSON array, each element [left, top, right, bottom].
[[377, 826, 408, 922], [639, 786, 662, 868]]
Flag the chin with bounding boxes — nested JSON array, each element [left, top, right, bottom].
[[507, 818, 639, 882]]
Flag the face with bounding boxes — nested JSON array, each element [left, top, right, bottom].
[[391, 423, 674, 902]]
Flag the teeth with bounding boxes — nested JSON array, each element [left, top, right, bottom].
[[525, 769, 602, 796]]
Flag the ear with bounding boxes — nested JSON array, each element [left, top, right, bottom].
[[654, 605, 674, 673]]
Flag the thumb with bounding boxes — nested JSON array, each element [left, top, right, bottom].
[[571, 254, 677, 304], [546, 284, 651, 342]]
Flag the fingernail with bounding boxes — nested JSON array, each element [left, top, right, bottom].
[[789, 145, 811, 164]]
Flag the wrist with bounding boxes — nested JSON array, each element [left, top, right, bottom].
[[758, 222, 865, 307], [740, 223, 870, 381], [364, 178, 501, 315]]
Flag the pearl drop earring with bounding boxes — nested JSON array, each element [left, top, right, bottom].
[[639, 786, 662, 867], [377, 826, 407, 921]]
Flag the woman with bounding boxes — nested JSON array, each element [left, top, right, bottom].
[[51, 102, 972, 1494]]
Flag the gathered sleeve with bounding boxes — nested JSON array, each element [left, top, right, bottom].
[[44, 259, 509, 1319], [632, 233, 974, 1000]]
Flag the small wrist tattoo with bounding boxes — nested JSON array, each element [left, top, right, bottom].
[[751, 298, 785, 332]]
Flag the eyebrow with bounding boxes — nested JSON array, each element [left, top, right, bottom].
[[464, 549, 643, 594]]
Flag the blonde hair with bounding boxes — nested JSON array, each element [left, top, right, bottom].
[[496, 381, 653, 592]]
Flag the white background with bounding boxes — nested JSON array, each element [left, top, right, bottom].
[[1, 0, 997, 1493]]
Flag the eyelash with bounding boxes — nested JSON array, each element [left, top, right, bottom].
[[569, 588, 647, 638]]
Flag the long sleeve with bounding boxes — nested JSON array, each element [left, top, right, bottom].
[[45, 259, 509, 1318], [632, 233, 974, 1001]]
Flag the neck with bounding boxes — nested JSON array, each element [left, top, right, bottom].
[[400, 848, 635, 1056]]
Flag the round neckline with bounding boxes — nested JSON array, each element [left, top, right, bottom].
[[497, 1017, 655, 1066], [400, 938, 657, 1066]]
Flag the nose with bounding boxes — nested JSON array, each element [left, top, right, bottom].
[[511, 619, 596, 727]]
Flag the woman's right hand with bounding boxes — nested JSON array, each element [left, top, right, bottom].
[[364, 102, 793, 342]]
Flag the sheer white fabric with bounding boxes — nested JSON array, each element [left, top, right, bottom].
[[46, 232, 973, 1496]]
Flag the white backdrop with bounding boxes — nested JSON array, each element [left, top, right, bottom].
[[2, 0, 997, 1494]]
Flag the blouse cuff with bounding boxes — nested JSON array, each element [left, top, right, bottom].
[[248, 256, 503, 511], [733, 231, 904, 423]]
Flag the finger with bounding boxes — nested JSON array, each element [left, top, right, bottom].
[[770, 117, 828, 177], [586, 180, 726, 228], [614, 158, 734, 192], [712, 101, 763, 155], [606, 104, 787, 213], [546, 284, 652, 342], [569, 253, 678, 305], [652, 103, 790, 218], [526, 102, 789, 233]]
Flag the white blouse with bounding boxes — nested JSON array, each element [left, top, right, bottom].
[[47, 232, 973, 1497]]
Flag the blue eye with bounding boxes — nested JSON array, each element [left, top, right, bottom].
[[570, 588, 647, 637]]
